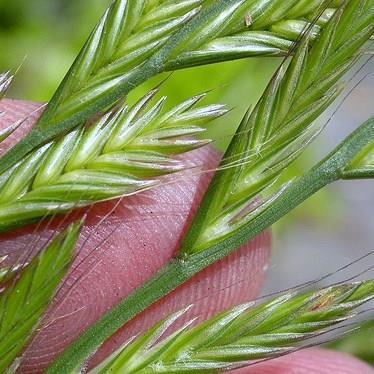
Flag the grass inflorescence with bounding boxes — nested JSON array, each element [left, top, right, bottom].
[[180, 0, 374, 254], [90, 280, 374, 373], [0, 222, 82, 373], [0, 91, 226, 232]]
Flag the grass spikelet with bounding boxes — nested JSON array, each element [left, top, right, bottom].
[[45, 2, 374, 371], [181, 0, 374, 254], [89, 280, 374, 373], [0, 72, 17, 145], [0, 91, 226, 232], [40, 0, 342, 124], [0, 221, 81, 373], [0, 121, 21, 146]]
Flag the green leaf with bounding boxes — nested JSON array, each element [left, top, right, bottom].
[[89, 280, 374, 373], [0, 220, 82, 372]]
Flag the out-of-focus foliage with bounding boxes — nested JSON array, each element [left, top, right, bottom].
[[0, 0, 107, 100]]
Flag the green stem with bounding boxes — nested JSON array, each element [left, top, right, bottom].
[[48, 118, 373, 374]]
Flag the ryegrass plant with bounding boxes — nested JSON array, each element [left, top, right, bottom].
[[0, 91, 226, 231], [0, 0, 373, 373]]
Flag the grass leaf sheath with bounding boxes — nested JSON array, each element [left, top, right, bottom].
[[0, 0, 342, 175], [0, 91, 226, 232], [90, 280, 374, 373]]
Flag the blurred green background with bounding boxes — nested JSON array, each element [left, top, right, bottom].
[[1, 0, 373, 363]]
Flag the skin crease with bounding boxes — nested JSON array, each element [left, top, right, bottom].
[[0, 100, 372, 374]]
